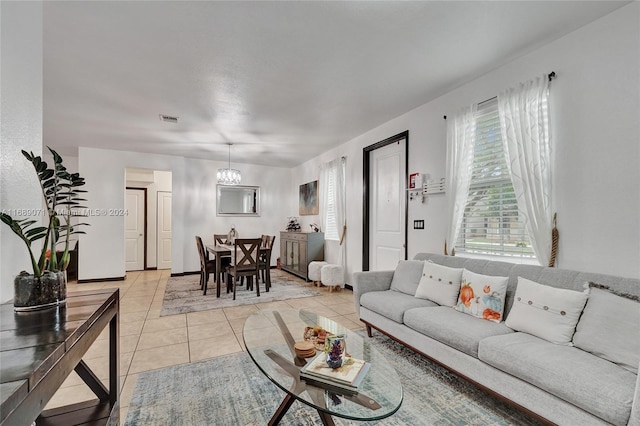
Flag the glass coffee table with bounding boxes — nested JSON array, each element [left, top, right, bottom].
[[243, 309, 403, 425]]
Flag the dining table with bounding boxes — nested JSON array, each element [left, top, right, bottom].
[[205, 243, 234, 291]]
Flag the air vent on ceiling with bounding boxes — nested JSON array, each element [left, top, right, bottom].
[[159, 114, 179, 123]]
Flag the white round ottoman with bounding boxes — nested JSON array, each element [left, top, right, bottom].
[[321, 264, 344, 292], [308, 261, 328, 287]]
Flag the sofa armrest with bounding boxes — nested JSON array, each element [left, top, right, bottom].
[[352, 270, 394, 317]]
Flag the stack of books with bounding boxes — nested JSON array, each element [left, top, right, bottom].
[[300, 353, 370, 393]]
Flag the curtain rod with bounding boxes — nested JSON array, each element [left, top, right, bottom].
[[443, 71, 556, 120]]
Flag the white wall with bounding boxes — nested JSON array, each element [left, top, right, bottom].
[[79, 147, 291, 280], [180, 157, 291, 271], [0, 2, 44, 303], [292, 3, 640, 280]]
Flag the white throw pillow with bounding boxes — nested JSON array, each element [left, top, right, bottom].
[[389, 260, 424, 296], [573, 286, 640, 373], [456, 269, 509, 322], [414, 261, 463, 306], [505, 277, 588, 345]]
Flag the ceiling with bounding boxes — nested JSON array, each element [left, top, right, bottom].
[[42, 1, 627, 167]]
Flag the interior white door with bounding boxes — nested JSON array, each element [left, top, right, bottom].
[[125, 189, 145, 271], [370, 139, 406, 271], [157, 191, 172, 270]]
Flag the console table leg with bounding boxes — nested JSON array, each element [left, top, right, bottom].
[[109, 307, 120, 408], [268, 394, 295, 426]]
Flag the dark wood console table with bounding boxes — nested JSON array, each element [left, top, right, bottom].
[[0, 288, 120, 426]]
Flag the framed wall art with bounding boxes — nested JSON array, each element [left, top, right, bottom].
[[299, 180, 319, 215]]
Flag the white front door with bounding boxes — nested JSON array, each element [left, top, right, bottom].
[[125, 189, 145, 271], [157, 191, 172, 270], [370, 138, 406, 271]]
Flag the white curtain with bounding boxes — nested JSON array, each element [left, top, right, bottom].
[[445, 105, 477, 255], [320, 157, 347, 284], [498, 75, 552, 266]]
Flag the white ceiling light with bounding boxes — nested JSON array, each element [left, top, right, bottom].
[[217, 143, 241, 185]]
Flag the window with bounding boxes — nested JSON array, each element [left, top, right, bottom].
[[456, 99, 535, 259], [324, 167, 339, 241]]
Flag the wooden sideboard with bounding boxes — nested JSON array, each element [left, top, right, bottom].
[[280, 231, 324, 281], [0, 288, 120, 426]]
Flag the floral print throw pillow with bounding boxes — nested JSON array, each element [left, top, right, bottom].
[[456, 269, 509, 322]]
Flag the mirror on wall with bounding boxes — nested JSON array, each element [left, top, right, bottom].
[[216, 185, 260, 216]]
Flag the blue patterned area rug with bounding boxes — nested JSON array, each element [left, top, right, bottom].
[[125, 333, 543, 425], [160, 269, 319, 316]]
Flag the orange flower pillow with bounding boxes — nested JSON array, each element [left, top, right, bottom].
[[455, 269, 509, 322]]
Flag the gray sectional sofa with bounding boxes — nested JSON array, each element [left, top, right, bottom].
[[352, 253, 640, 425]]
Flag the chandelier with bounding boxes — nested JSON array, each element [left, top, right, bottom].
[[217, 143, 241, 185]]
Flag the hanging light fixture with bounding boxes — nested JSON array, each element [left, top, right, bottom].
[[217, 143, 241, 185]]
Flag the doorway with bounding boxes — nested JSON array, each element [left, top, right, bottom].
[[125, 168, 173, 271], [362, 131, 408, 271]]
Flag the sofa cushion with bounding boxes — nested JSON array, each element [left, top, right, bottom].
[[414, 261, 463, 306], [403, 306, 514, 358], [389, 260, 424, 295], [505, 277, 588, 345], [478, 332, 635, 425], [573, 287, 640, 373], [360, 290, 437, 324], [456, 269, 509, 322]]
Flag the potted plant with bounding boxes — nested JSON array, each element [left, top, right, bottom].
[[1, 147, 88, 311]]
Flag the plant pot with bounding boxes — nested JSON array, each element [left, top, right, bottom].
[[13, 271, 67, 312]]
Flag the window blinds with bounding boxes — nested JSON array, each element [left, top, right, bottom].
[[456, 99, 535, 258], [324, 168, 339, 241]]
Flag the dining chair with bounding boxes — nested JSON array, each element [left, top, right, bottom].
[[213, 233, 232, 284], [213, 234, 228, 245], [226, 238, 262, 300], [195, 235, 217, 296], [259, 235, 276, 292]]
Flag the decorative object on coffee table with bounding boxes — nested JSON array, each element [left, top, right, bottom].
[[303, 325, 332, 351], [294, 341, 316, 358], [325, 334, 346, 368]]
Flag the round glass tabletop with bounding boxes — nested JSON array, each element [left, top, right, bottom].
[[243, 309, 403, 423]]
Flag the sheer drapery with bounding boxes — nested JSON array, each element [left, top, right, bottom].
[[320, 157, 347, 283], [445, 105, 477, 255], [498, 75, 552, 266]]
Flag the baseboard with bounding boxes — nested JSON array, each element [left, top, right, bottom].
[[78, 276, 126, 283], [145, 267, 158, 271]]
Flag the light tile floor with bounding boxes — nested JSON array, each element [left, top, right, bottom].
[[45, 269, 363, 421]]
